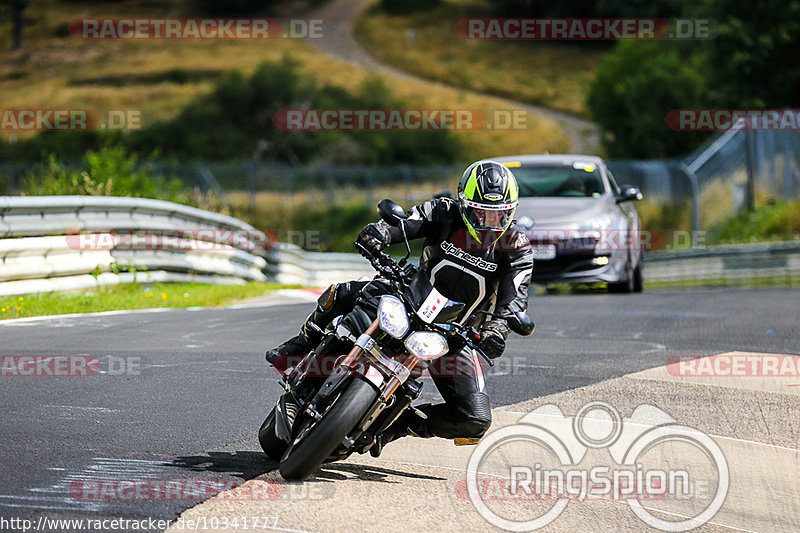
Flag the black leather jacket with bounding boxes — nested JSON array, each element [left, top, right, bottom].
[[375, 197, 533, 327]]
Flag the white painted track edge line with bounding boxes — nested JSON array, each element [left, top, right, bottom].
[[0, 298, 311, 325]]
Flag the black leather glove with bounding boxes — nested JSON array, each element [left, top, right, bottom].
[[357, 222, 391, 253], [479, 319, 510, 360]]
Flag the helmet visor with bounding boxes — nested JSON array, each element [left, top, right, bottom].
[[462, 199, 516, 231]]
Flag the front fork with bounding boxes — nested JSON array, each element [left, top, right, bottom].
[[275, 317, 419, 443], [341, 318, 420, 401]]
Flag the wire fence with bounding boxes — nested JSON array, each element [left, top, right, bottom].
[[609, 130, 800, 206], [3, 128, 799, 227]]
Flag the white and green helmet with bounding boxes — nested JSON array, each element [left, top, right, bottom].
[[457, 159, 519, 243]]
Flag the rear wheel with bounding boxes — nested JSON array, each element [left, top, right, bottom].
[[258, 406, 288, 461], [279, 377, 378, 480]]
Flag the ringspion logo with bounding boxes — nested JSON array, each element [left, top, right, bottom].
[[465, 401, 728, 531]]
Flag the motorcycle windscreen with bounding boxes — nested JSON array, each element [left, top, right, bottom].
[[406, 271, 465, 324]]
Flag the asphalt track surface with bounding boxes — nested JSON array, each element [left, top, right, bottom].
[[1, 287, 799, 532]]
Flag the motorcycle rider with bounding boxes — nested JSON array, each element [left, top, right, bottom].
[[266, 159, 534, 453]]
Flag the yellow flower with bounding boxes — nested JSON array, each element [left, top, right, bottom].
[[161, 293, 167, 300], [18, 297, 23, 301], [16, 306, 21, 311], [145, 292, 153, 298]]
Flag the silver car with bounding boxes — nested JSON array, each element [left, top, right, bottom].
[[492, 154, 644, 293]]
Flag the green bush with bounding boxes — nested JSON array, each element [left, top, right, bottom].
[[7, 56, 464, 165], [190, 0, 269, 15], [20, 145, 186, 202], [586, 0, 800, 158], [710, 199, 800, 244], [488, 0, 680, 18], [380, 0, 439, 14], [129, 56, 463, 165]]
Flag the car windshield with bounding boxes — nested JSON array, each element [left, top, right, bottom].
[[512, 164, 605, 198]]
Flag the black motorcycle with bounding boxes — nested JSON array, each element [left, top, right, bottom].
[[259, 199, 535, 480]]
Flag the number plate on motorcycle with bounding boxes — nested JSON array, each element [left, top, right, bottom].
[[531, 244, 556, 260], [417, 287, 448, 324]]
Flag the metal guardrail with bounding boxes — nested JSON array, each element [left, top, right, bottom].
[[644, 242, 800, 282], [0, 196, 268, 296], [269, 241, 800, 288], [2, 196, 797, 297], [265, 245, 374, 287]]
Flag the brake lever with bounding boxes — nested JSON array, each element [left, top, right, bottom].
[[461, 325, 494, 367]]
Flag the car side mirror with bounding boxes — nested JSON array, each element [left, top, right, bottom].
[[615, 186, 643, 204], [377, 199, 408, 227], [508, 311, 535, 336]]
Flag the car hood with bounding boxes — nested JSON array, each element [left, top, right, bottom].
[[516, 197, 612, 227]]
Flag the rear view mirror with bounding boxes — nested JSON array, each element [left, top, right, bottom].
[[377, 199, 408, 227], [508, 311, 535, 336], [615, 186, 643, 204]]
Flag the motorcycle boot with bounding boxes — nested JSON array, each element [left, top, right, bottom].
[[265, 283, 340, 373], [369, 409, 429, 457]]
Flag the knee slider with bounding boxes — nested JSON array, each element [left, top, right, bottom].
[[316, 284, 338, 311], [455, 392, 492, 438]]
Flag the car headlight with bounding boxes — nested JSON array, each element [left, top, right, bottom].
[[377, 295, 410, 339], [404, 331, 449, 360]]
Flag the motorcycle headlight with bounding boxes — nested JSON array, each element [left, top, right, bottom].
[[404, 331, 448, 360], [377, 295, 410, 339]]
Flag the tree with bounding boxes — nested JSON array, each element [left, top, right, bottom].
[[695, 0, 800, 108], [0, 0, 28, 50], [587, 39, 708, 158]]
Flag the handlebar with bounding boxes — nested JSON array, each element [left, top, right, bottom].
[[355, 241, 492, 366], [354, 241, 416, 283]]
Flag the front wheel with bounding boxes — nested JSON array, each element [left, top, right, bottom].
[[608, 256, 635, 294], [279, 377, 378, 480], [632, 261, 644, 292]]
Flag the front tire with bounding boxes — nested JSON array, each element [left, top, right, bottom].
[[608, 256, 635, 293], [279, 377, 378, 480], [632, 261, 644, 292]]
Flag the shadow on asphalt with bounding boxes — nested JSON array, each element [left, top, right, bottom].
[[317, 462, 445, 483], [169, 451, 276, 480], [168, 451, 445, 485]]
